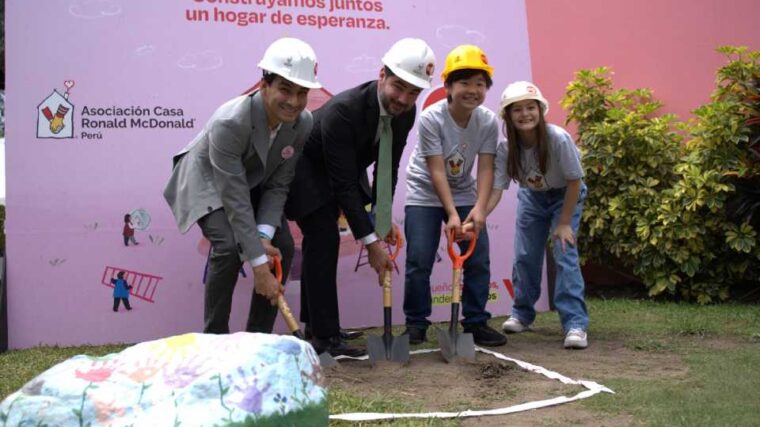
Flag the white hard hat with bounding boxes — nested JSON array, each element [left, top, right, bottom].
[[381, 38, 436, 89], [257, 37, 322, 89], [499, 81, 549, 115]]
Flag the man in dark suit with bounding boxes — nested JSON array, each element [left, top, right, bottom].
[[164, 38, 321, 334], [286, 38, 436, 356]]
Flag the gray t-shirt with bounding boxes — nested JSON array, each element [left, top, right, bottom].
[[405, 99, 499, 207], [494, 124, 584, 191]]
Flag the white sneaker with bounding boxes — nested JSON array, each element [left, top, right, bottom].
[[502, 317, 530, 333], [564, 328, 588, 349]]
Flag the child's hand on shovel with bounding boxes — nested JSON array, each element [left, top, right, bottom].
[[457, 221, 476, 240], [444, 213, 463, 238], [463, 205, 486, 235]]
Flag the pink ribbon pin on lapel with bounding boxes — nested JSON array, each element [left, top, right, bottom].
[[281, 145, 295, 159]]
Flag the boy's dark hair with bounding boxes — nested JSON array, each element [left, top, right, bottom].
[[123, 214, 130, 223], [444, 69, 493, 89], [117, 271, 125, 279], [262, 71, 279, 85]]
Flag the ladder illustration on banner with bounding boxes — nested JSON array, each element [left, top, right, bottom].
[[101, 266, 163, 303]]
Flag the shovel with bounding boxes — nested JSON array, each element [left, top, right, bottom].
[[438, 228, 478, 363], [272, 256, 338, 368], [367, 229, 410, 365]]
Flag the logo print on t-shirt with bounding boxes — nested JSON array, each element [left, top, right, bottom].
[[446, 151, 465, 178], [524, 166, 546, 190]]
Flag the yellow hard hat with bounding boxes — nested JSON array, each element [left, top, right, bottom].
[[440, 45, 494, 82]]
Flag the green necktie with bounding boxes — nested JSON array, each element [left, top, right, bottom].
[[375, 115, 393, 239]]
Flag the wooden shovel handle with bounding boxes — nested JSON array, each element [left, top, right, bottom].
[[382, 270, 392, 307], [451, 268, 462, 304], [277, 295, 300, 333], [271, 256, 298, 333]]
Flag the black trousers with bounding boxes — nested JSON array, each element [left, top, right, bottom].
[[198, 190, 294, 334], [296, 202, 341, 339], [113, 298, 131, 311]]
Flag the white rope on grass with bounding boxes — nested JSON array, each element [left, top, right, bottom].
[[329, 346, 614, 422]]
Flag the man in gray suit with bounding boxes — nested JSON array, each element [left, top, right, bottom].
[[164, 38, 321, 334]]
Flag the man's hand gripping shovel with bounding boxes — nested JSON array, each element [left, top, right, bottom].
[[367, 229, 410, 365], [272, 256, 338, 368], [438, 229, 477, 363]]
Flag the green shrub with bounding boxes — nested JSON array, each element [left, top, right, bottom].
[[561, 67, 682, 269], [563, 46, 760, 303]]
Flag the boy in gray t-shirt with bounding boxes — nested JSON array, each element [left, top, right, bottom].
[[402, 44, 507, 347], [405, 100, 498, 206]]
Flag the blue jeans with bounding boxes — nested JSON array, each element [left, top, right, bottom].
[[511, 185, 588, 332], [403, 205, 492, 329]]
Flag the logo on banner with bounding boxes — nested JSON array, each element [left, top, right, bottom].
[[37, 81, 76, 139]]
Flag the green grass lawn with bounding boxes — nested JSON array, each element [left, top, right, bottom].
[[578, 299, 760, 427], [2, 298, 759, 426]]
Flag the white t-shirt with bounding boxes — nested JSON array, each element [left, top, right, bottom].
[[493, 124, 584, 191], [405, 99, 499, 207]]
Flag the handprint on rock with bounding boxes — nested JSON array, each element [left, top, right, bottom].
[[228, 367, 272, 413], [162, 354, 213, 389]]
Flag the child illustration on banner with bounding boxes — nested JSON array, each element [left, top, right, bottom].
[[111, 271, 133, 312], [123, 213, 139, 246]]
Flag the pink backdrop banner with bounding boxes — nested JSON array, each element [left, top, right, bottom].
[[6, 0, 537, 348]]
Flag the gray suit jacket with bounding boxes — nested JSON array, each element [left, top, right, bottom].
[[163, 92, 313, 264]]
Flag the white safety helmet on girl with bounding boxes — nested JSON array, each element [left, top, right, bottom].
[[381, 38, 436, 89], [257, 37, 322, 89], [499, 81, 549, 115]]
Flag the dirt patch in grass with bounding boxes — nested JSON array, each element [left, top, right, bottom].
[[326, 327, 687, 426], [328, 351, 581, 416]]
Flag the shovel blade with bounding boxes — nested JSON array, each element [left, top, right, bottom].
[[367, 335, 386, 364], [318, 351, 338, 368], [437, 328, 476, 363], [390, 334, 410, 364], [455, 332, 476, 362], [367, 334, 410, 365], [437, 328, 455, 363]]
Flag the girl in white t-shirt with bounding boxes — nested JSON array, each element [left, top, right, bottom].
[[486, 81, 589, 349]]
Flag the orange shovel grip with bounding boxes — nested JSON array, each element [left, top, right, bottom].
[[272, 255, 283, 284], [447, 228, 478, 269], [387, 227, 403, 262]]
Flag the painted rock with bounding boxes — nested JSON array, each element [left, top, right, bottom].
[[0, 332, 328, 426]]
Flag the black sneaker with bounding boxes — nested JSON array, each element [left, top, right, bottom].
[[401, 327, 427, 345], [463, 322, 507, 347], [312, 336, 366, 358]]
